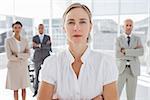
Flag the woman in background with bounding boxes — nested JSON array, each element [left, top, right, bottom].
[[5, 21, 30, 100]]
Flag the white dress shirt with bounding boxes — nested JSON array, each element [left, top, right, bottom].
[[40, 46, 118, 100], [38, 33, 44, 43], [123, 33, 132, 43]]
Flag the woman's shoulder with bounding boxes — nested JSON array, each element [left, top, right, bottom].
[[6, 37, 13, 41], [5, 37, 14, 44], [90, 49, 115, 64], [90, 49, 107, 59], [44, 48, 67, 63], [41, 49, 67, 72]]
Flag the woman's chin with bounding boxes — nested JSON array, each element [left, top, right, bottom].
[[68, 38, 87, 45], [72, 40, 86, 45]]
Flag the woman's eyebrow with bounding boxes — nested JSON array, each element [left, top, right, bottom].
[[67, 19, 75, 22], [80, 18, 88, 21]]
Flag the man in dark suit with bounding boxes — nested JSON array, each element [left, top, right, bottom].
[[32, 24, 52, 97]]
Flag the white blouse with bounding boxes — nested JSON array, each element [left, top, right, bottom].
[[40, 47, 118, 100], [14, 37, 21, 53]]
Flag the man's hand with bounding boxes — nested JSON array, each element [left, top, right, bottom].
[[134, 44, 142, 49], [120, 48, 125, 55], [33, 42, 41, 48]]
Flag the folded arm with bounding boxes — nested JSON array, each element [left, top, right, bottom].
[[116, 38, 144, 59], [125, 48, 144, 57], [5, 40, 19, 61], [125, 38, 144, 57], [115, 38, 134, 60], [41, 40, 52, 52], [18, 48, 30, 60], [41, 37, 52, 52], [103, 81, 119, 100], [37, 81, 54, 100], [32, 37, 41, 50], [17, 40, 30, 60]]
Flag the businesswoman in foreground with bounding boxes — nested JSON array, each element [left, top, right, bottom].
[[38, 3, 118, 100], [5, 21, 30, 100]]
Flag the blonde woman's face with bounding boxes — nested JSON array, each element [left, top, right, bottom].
[[64, 8, 92, 44]]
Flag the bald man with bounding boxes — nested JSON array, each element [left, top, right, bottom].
[[115, 19, 144, 100]]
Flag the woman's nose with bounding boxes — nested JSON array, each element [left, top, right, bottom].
[[74, 23, 80, 31]]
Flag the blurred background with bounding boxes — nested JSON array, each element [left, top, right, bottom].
[[0, 0, 150, 100]]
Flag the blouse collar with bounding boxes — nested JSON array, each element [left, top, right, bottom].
[[66, 45, 91, 64]]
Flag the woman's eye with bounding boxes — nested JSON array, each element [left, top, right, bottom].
[[68, 22, 75, 24], [80, 21, 86, 24]]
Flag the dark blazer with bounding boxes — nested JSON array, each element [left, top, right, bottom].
[[32, 34, 52, 62]]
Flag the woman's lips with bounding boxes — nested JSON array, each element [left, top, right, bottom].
[[73, 35, 82, 37]]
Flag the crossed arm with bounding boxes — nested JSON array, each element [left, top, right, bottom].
[[17, 40, 30, 60], [5, 40, 30, 61], [116, 38, 144, 60], [32, 37, 52, 52], [37, 81, 118, 100]]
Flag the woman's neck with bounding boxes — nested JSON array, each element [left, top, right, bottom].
[[14, 33, 20, 41], [69, 42, 88, 60]]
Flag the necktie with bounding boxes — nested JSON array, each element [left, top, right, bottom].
[[127, 36, 130, 46]]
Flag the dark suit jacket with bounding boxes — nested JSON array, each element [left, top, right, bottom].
[[32, 34, 52, 63]]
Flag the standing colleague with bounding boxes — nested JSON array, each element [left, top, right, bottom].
[[5, 21, 30, 100], [116, 19, 144, 100], [32, 24, 52, 97]]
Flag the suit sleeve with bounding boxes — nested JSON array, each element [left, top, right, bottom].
[[115, 38, 124, 58], [115, 38, 135, 60], [32, 36, 40, 50], [125, 37, 144, 57], [41, 35, 52, 52], [5, 39, 19, 61]]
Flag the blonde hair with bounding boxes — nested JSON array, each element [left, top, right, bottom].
[[63, 3, 92, 43], [63, 3, 92, 24]]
